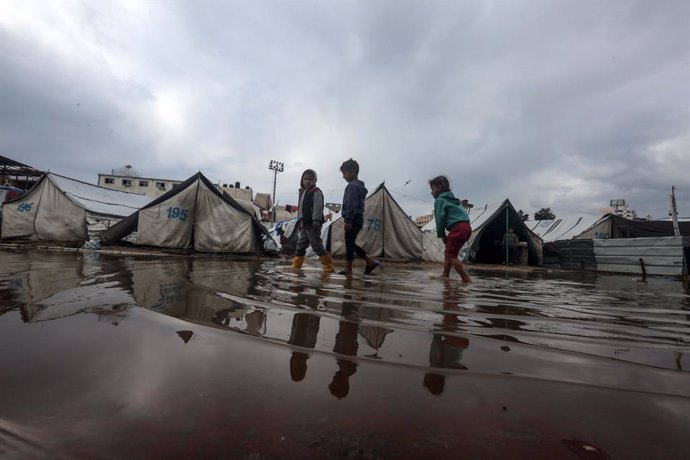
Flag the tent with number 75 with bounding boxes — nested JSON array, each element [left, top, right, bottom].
[[322, 182, 423, 261], [102, 172, 272, 253]]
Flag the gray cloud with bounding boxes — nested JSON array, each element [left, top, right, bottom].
[[1, 0, 688, 219]]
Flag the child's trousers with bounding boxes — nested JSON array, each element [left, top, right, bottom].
[[294, 224, 326, 256]]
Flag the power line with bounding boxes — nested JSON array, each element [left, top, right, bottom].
[[388, 188, 434, 204]]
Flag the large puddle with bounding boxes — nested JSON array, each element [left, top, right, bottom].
[[1, 249, 689, 459]]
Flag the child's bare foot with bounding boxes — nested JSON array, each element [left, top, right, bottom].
[[461, 277, 472, 283]]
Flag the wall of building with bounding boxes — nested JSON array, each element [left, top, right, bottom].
[[98, 174, 253, 200], [98, 174, 183, 198], [219, 185, 252, 202]]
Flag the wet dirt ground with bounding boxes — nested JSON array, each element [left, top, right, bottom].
[[1, 249, 689, 459]]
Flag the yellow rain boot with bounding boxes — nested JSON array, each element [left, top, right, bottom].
[[291, 256, 305, 269], [319, 253, 335, 273]]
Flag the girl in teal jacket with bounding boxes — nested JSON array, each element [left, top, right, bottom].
[[430, 175, 472, 283]]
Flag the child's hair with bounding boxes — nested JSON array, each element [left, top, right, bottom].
[[340, 158, 359, 174], [429, 175, 450, 192]]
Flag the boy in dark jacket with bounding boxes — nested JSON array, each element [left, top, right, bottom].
[[291, 169, 335, 272], [430, 175, 472, 283], [339, 159, 380, 276]]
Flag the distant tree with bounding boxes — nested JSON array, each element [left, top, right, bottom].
[[534, 207, 556, 220], [517, 209, 530, 222]]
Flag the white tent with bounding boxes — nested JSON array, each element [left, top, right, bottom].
[[102, 172, 271, 253], [1, 173, 152, 241], [527, 216, 600, 242], [325, 183, 423, 261], [269, 208, 342, 257], [543, 214, 690, 276]]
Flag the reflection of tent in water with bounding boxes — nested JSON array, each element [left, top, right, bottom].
[[358, 325, 393, 358], [4, 255, 81, 310], [5, 252, 134, 323], [129, 257, 266, 334], [423, 199, 542, 265], [357, 306, 394, 358], [22, 301, 130, 324], [103, 172, 271, 253], [325, 183, 423, 261], [1, 172, 152, 241]]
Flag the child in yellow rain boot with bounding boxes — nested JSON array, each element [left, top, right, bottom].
[[290, 169, 335, 273]]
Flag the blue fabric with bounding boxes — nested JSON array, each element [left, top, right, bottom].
[[341, 179, 367, 224]]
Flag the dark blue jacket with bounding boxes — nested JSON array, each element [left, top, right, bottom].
[[342, 179, 367, 224]]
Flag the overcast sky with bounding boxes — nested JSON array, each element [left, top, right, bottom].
[[1, 0, 688, 219]]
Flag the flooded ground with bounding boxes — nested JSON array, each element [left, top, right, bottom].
[[1, 249, 689, 459]]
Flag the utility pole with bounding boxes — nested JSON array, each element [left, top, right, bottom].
[[670, 186, 680, 237], [268, 160, 284, 224]]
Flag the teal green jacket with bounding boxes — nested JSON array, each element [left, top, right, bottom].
[[434, 191, 470, 238]]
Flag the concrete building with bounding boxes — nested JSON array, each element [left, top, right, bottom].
[[601, 199, 637, 220], [98, 173, 183, 198], [1, 155, 43, 190], [220, 182, 253, 202], [98, 171, 253, 201], [415, 214, 434, 228]]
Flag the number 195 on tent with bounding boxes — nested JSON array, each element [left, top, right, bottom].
[[166, 207, 188, 221]]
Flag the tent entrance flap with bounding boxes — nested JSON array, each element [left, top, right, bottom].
[[468, 199, 540, 266]]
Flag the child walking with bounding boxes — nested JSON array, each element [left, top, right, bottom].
[[339, 159, 380, 276], [291, 169, 335, 272], [430, 175, 472, 283]]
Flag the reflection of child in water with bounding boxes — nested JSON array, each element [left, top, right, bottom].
[[423, 373, 445, 395], [423, 334, 470, 395], [329, 305, 359, 399], [290, 352, 309, 382], [329, 359, 357, 399], [424, 289, 470, 395], [287, 312, 321, 382]]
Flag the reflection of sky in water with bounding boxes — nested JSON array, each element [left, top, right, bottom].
[[1, 250, 690, 458]]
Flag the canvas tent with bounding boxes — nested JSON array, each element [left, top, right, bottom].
[[573, 214, 690, 239], [102, 172, 272, 253], [543, 214, 690, 276], [421, 199, 542, 265], [526, 216, 600, 243], [1, 172, 152, 241], [324, 183, 423, 261], [269, 207, 342, 257], [464, 199, 542, 265]]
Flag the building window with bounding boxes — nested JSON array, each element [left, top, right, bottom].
[[139, 180, 149, 187], [122, 179, 132, 187], [156, 182, 166, 191], [104, 178, 114, 184]]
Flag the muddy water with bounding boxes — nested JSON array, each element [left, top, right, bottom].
[[1, 249, 689, 459]]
